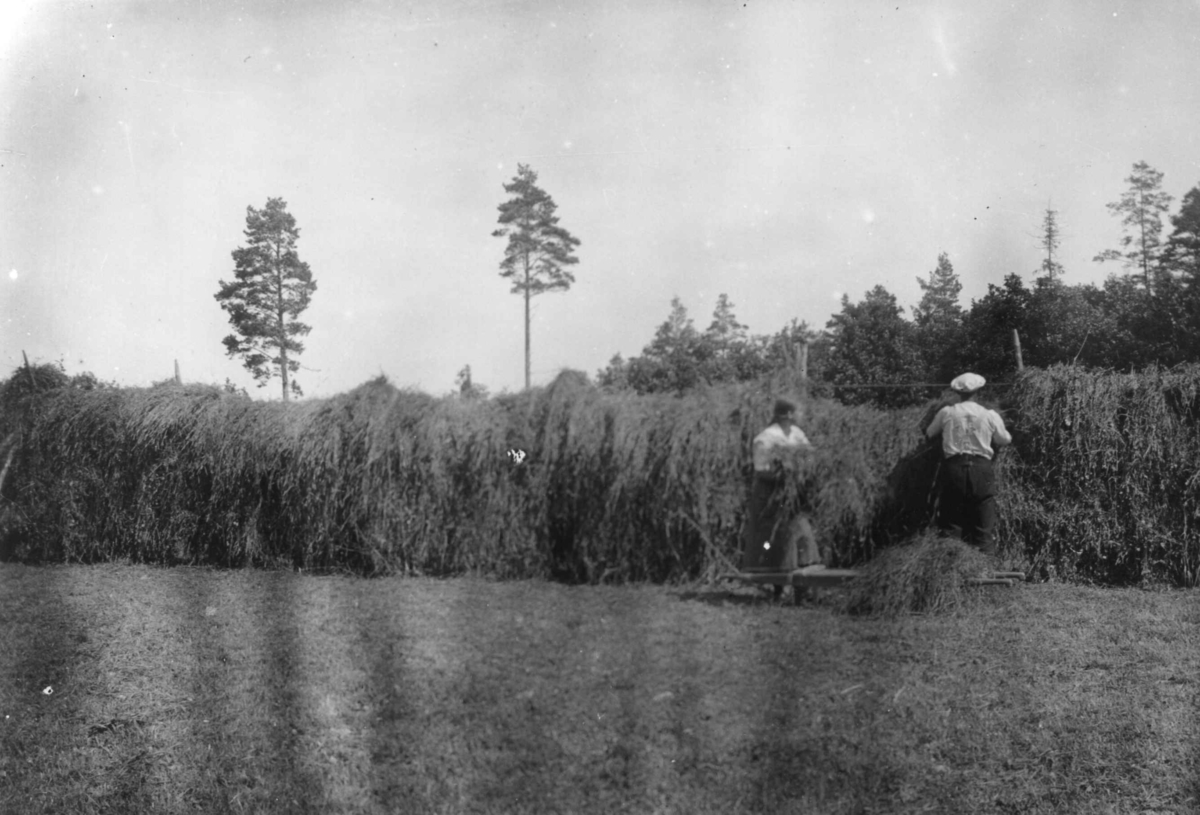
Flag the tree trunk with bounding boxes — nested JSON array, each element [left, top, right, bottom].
[[278, 267, 289, 401], [524, 278, 531, 391], [280, 344, 290, 401]]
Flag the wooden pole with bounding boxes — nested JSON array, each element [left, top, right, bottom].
[[794, 341, 809, 399], [21, 350, 35, 388], [174, 359, 181, 385], [0, 442, 15, 498], [1012, 329, 1025, 371]]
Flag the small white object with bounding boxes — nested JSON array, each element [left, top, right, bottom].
[[42, 686, 53, 696], [762, 542, 771, 550]]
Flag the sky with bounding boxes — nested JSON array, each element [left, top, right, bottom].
[[3, 0, 1200, 398]]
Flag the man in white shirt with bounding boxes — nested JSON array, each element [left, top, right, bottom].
[[925, 372, 1013, 556], [742, 398, 821, 583]]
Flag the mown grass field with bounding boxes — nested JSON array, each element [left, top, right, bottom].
[[1, 563, 1197, 814]]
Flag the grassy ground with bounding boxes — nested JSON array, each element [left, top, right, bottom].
[[1, 564, 1197, 814]]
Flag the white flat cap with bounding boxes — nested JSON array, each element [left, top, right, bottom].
[[951, 372, 986, 393]]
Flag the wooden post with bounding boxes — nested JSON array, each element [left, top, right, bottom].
[[0, 442, 15, 498], [794, 341, 809, 399], [1012, 329, 1025, 371], [22, 350, 35, 388], [174, 359, 181, 385]]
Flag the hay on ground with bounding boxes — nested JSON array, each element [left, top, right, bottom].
[[840, 532, 996, 617]]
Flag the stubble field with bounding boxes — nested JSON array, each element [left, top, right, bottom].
[[1, 563, 1197, 814]]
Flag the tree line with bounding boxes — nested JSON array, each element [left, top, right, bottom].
[[211, 160, 1198, 405], [598, 161, 1200, 408]]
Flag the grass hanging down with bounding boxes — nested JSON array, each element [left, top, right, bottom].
[[4, 362, 1200, 586], [0, 367, 934, 580]]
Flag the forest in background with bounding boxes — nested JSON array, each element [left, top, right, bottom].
[[596, 162, 1200, 409]]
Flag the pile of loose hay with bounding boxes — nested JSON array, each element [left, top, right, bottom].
[[839, 532, 996, 617]]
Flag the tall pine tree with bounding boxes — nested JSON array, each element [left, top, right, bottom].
[[492, 164, 582, 390], [1094, 161, 1174, 293], [1037, 207, 1065, 282], [215, 198, 317, 400]]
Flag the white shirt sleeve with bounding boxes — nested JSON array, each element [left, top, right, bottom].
[[925, 407, 946, 440], [990, 411, 1013, 447]]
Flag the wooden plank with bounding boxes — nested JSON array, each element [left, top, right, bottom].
[[721, 566, 861, 588], [722, 571, 793, 586], [793, 567, 860, 587], [722, 568, 1022, 589]]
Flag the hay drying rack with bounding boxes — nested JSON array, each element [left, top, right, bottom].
[[721, 564, 1026, 590]]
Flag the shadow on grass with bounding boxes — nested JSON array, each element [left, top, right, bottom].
[[170, 567, 326, 812], [1, 566, 84, 813], [358, 578, 427, 812], [0, 565, 144, 813], [259, 571, 327, 809], [354, 579, 725, 813], [358, 579, 605, 812], [738, 596, 915, 811]]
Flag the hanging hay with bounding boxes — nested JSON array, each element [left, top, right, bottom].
[[1000, 364, 1200, 586], [0, 365, 936, 579], [839, 532, 996, 617], [12, 360, 1200, 586]]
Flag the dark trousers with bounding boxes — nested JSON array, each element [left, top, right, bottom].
[[937, 454, 997, 555]]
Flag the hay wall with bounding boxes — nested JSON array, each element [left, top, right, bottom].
[[0, 368, 929, 580], [999, 364, 1200, 586], [4, 363, 1198, 585]]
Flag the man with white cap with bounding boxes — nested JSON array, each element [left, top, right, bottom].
[[924, 373, 1012, 556]]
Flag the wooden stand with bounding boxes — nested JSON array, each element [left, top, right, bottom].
[[722, 565, 1026, 590]]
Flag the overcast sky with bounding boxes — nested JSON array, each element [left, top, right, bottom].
[[3, 0, 1199, 397]]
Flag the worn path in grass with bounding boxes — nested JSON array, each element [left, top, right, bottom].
[[1, 564, 1198, 814]]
